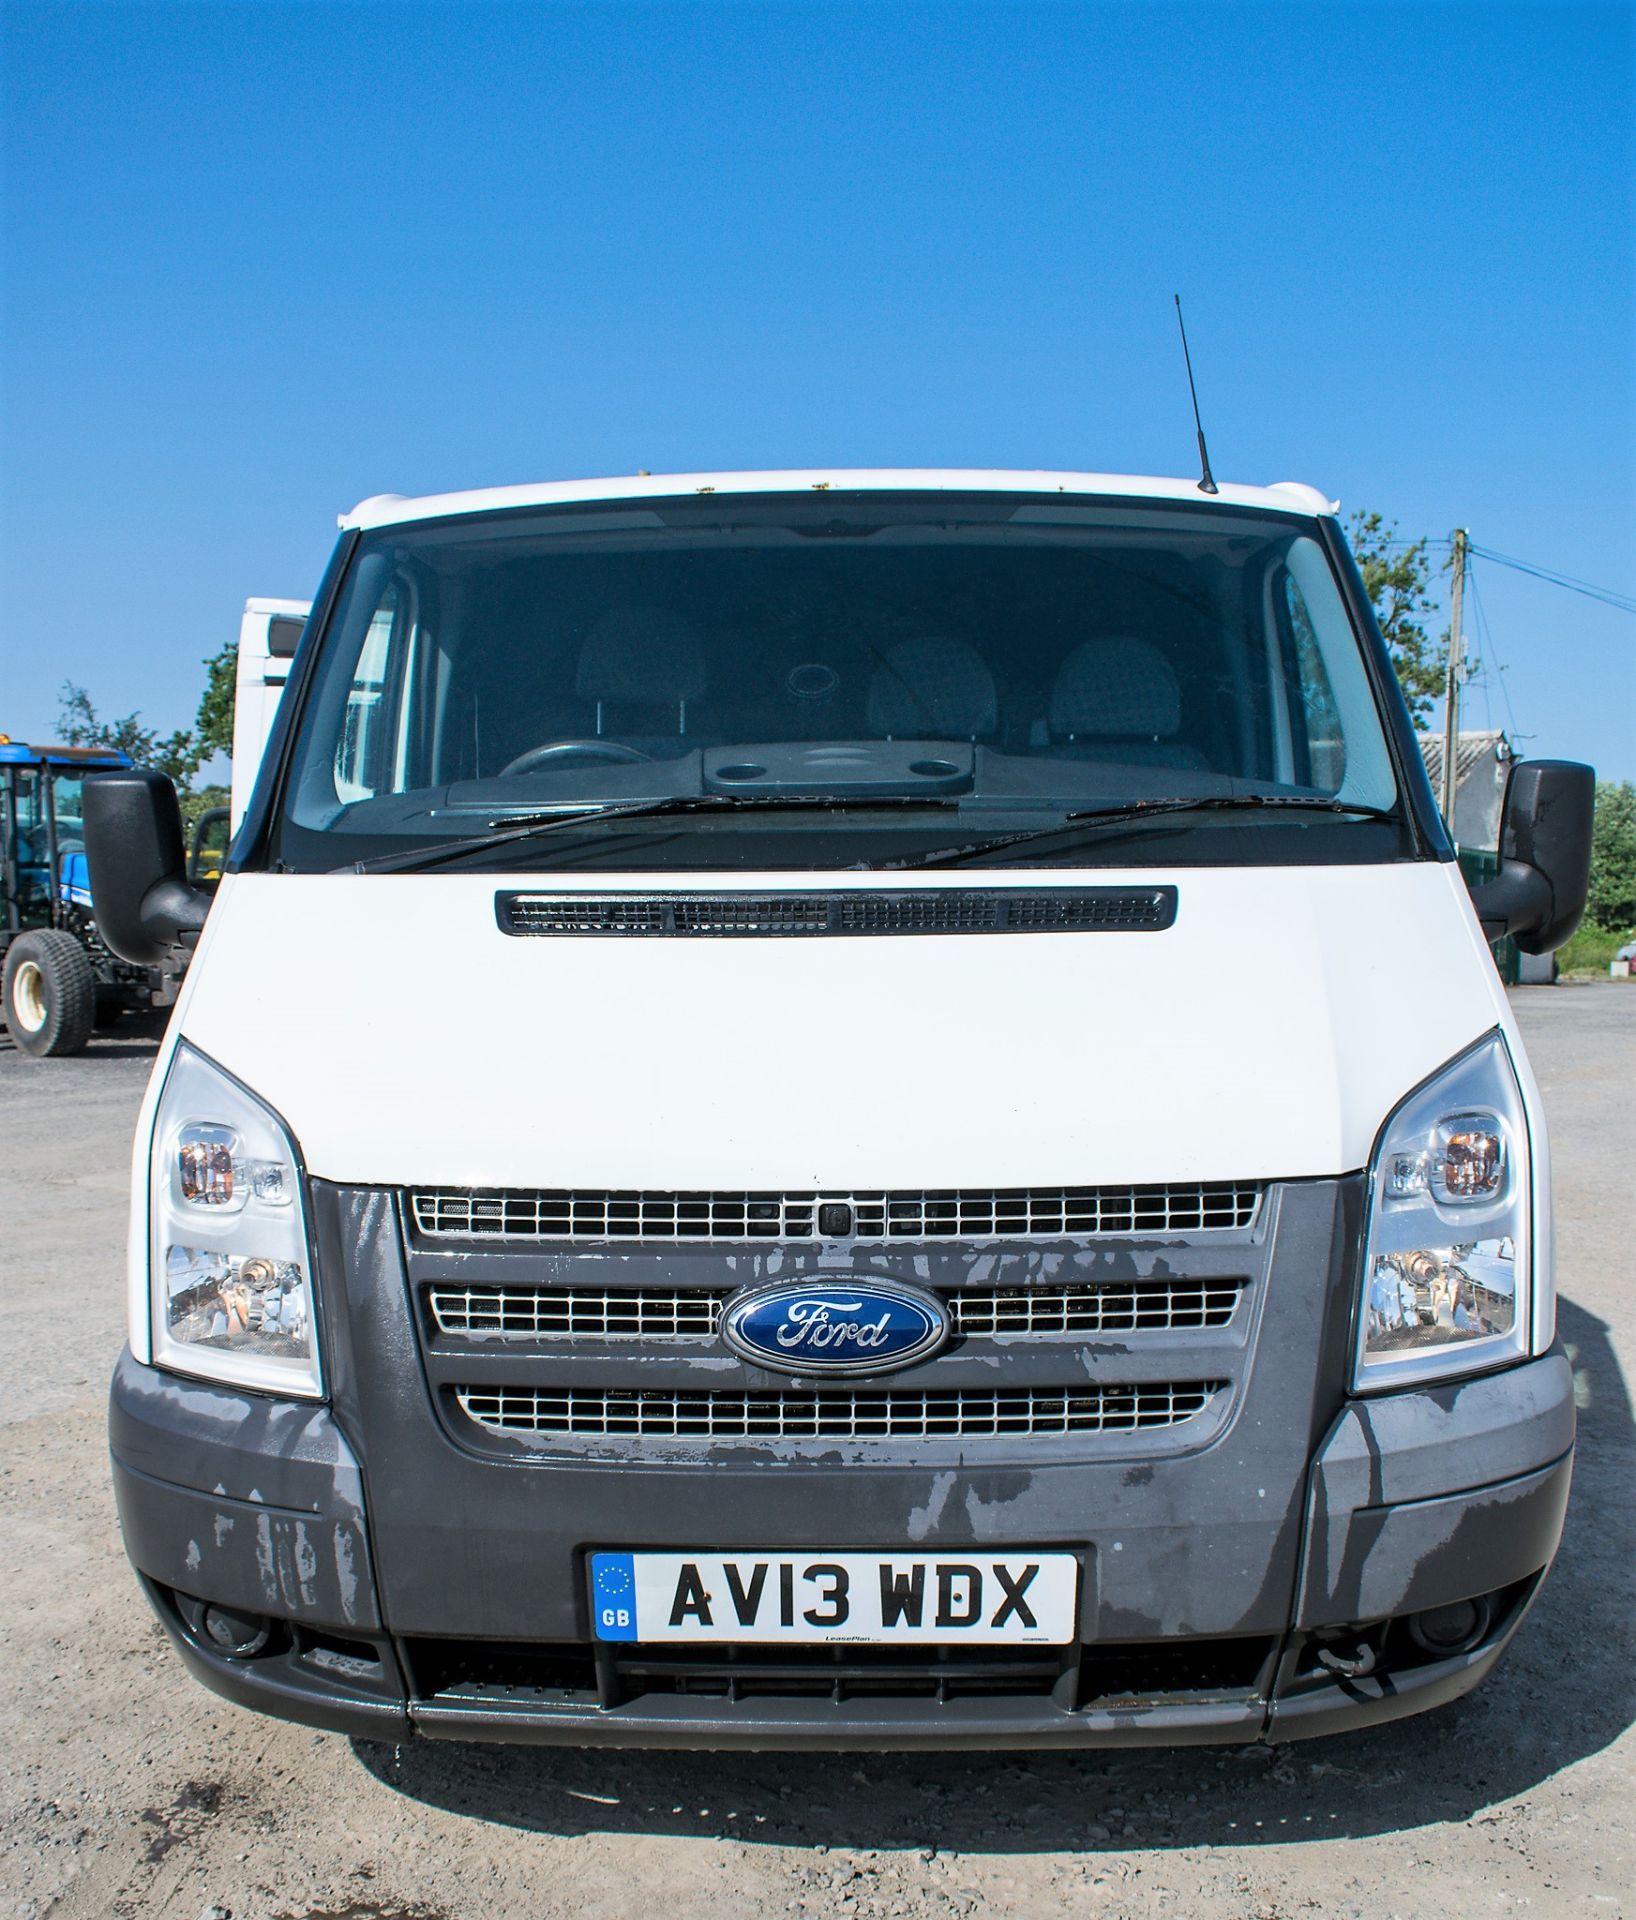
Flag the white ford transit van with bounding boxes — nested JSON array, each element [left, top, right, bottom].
[[85, 470, 1594, 1750]]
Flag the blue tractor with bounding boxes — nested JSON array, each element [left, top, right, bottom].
[[1, 739, 193, 1055]]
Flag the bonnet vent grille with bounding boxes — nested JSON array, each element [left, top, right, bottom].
[[496, 888, 1177, 938]]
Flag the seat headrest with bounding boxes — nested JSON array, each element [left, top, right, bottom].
[[1050, 638, 1182, 739], [867, 637, 998, 740], [576, 606, 707, 704]]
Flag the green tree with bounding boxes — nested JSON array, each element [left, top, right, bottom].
[[194, 640, 238, 760], [58, 682, 205, 788], [1586, 779, 1636, 933], [58, 632, 238, 799], [1348, 511, 1449, 725]]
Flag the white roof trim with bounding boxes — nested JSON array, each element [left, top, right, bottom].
[[338, 469, 1339, 531]]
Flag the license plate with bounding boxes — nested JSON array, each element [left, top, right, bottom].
[[589, 1551, 1079, 1644]]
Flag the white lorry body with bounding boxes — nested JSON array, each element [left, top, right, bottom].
[[230, 598, 310, 832]]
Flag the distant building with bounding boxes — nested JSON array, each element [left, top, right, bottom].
[[1418, 730, 1514, 851]]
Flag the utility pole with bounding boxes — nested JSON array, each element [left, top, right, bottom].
[[1440, 528, 1469, 830]]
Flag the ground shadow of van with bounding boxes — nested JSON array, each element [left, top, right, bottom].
[[353, 1293, 1631, 1855]]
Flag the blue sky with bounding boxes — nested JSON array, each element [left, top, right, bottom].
[[2, 0, 1632, 778]]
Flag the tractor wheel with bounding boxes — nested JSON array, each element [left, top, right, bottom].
[[3, 930, 98, 1057]]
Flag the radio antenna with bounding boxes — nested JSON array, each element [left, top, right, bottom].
[[1173, 295, 1219, 495]]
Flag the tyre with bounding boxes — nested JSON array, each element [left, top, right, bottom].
[[3, 930, 98, 1057]]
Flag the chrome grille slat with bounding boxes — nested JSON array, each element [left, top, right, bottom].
[[411, 1183, 1260, 1245], [947, 1282, 1242, 1337], [427, 1279, 1244, 1341], [454, 1383, 1225, 1440], [430, 1286, 723, 1338]]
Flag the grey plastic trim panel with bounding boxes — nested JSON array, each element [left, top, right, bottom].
[[408, 1692, 1265, 1749], [1298, 1450, 1571, 1628], [163, 1620, 411, 1742], [330, 1180, 1324, 1638], [135, 1622, 1533, 1750], [1316, 1349, 1575, 1510], [114, 1456, 382, 1633], [1267, 1623, 1524, 1743], [108, 1347, 362, 1515]]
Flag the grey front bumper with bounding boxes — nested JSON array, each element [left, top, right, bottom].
[[109, 1345, 1574, 1748]]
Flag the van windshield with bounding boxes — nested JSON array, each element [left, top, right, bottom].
[[274, 492, 1409, 873]]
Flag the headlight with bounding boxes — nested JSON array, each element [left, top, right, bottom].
[[148, 1043, 321, 1398], [1355, 1030, 1534, 1393]]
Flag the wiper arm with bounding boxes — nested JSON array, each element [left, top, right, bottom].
[[880, 794, 1400, 871], [337, 792, 962, 875]]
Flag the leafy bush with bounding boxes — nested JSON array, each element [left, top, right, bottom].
[[1556, 923, 1627, 976], [1586, 779, 1636, 934]]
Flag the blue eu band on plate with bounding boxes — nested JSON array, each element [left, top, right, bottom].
[[589, 1551, 1080, 1645]]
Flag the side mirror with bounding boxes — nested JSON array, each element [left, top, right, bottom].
[[188, 804, 232, 886], [82, 769, 214, 966], [1468, 760, 1595, 955]]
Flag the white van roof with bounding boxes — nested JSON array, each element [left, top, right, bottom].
[[339, 470, 1338, 532]]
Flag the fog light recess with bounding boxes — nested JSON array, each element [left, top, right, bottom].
[[175, 1592, 276, 1660], [1406, 1595, 1493, 1657]]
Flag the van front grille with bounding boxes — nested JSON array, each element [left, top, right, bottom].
[[949, 1281, 1242, 1337], [410, 1182, 1261, 1245], [426, 1279, 1245, 1341], [433, 1286, 724, 1339], [452, 1382, 1224, 1441], [496, 887, 1178, 939]]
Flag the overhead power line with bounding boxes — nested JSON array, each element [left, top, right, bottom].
[[1375, 535, 1634, 615], [1464, 544, 1636, 617], [1465, 564, 1523, 743]]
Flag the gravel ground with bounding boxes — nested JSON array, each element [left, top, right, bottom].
[[2, 986, 1631, 1920]]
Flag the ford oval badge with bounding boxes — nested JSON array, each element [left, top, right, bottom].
[[720, 1277, 949, 1378]]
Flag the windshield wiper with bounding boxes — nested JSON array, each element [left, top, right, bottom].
[[336, 793, 963, 875], [877, 794, 1401, 870]]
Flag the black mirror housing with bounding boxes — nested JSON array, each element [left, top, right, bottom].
[[82, 769, 213, 966], [1468, 760, 1595, 955], [188, 804, 232, 886]]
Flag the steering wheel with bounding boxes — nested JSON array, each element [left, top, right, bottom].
[[498, 739, 655, 778]]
